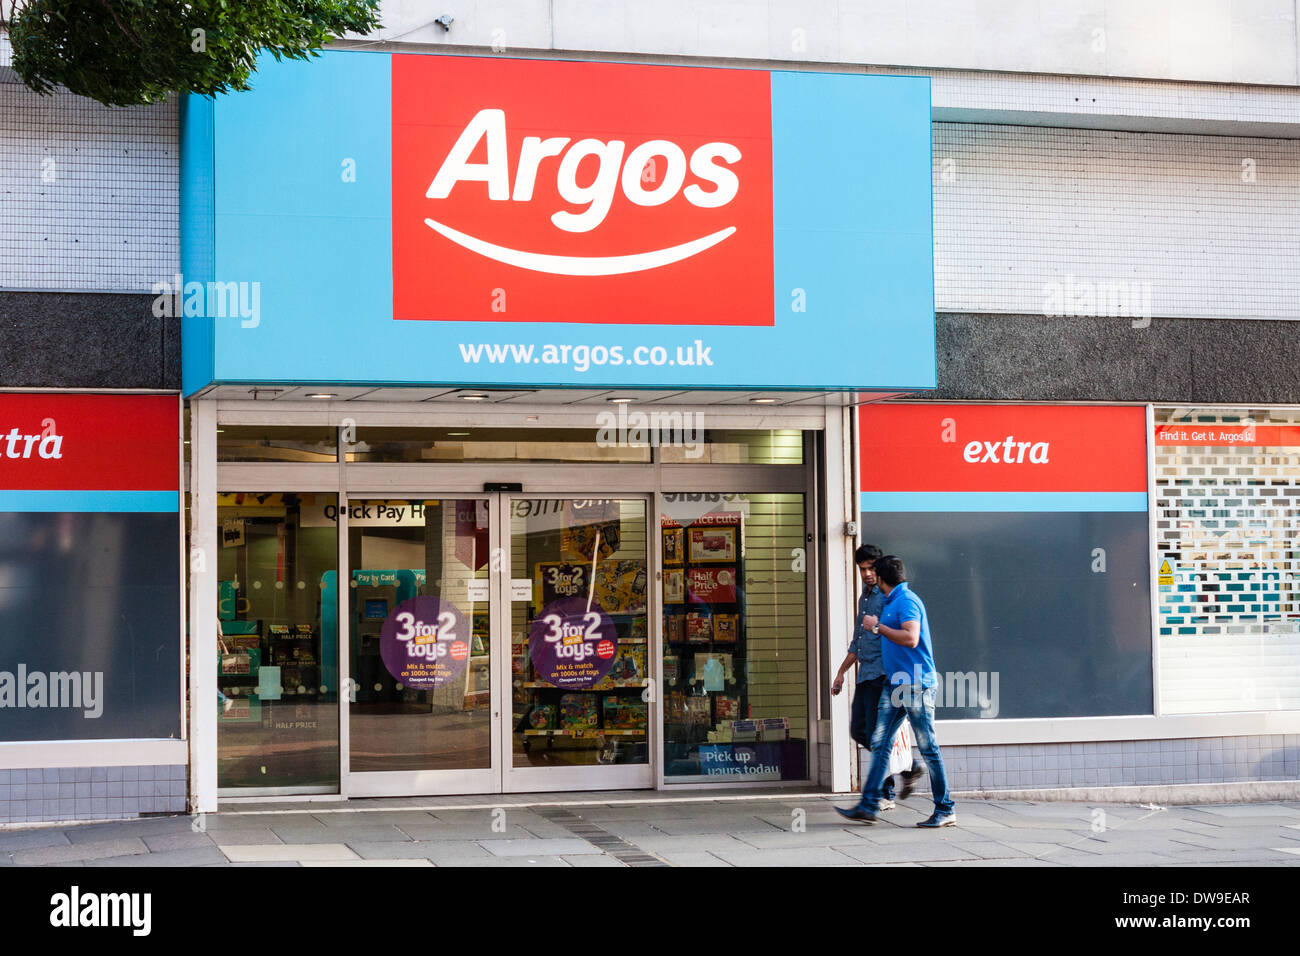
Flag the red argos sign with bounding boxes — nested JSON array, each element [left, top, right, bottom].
[[391, 56, 775, 326]]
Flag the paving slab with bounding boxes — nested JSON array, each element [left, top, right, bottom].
[[348, 840, 494, 863], [561, 854, 627, 866], [143, 831, 218, 852], [271, 826, 413, 845], [1156, 831, 1300, 851], [579, 821, 681, 840], [1182, 804, 1300, 819], [1163, 860, 1293, 867], [706, 845, 865, 867], [921, 857, 1066, 867], [309, 811, 440, 827], [435, 855, 574, 867], [13, 838, 149, 865], [651, 850, 733, 867], [1146, 846, 1300, 863], [222, 844, 360, 863], [480, 838, 601, 857], [64, 817, 195, 844], [395, 823, 538, 841], [85, 846, 229, 867], [621, 834, 767, 854], [300, 859, 434, 867], [833, 841, 983, 864], [203, 862, 302, 867], [949, 841, 1032, 860], [196, 814, 294, 831], [208, 828, 286, 846], [999, 841, 1106, 859], [638, 817, 781, 836], [0, 829, 72, 852], [730, 827, 882, 849]]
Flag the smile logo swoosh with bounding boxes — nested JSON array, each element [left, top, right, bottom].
[[423, 218, 736, 277]]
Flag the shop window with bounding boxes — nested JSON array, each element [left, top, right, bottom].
[[661, 493, 809, 781], [659, 429, 804, 464], [216, 493, 338, 791], [511, 498, 650, 767], [347, 427, 650, 463], [1155, 407, 1300, 714], [217, 426, 337, 462]]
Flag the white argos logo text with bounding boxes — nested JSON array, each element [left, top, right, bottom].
[[423, 108, 741, 275]]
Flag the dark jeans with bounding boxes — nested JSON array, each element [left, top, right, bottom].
[[859, 683, 955, 815], [850, 677, 896, 801]]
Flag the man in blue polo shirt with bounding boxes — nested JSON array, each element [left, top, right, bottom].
[[836, 555, 956, 828]]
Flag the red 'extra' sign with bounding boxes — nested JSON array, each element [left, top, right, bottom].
[[0, 394, 177, 491], [859, 404, 1147, 493], [391, 56, 775, 326]]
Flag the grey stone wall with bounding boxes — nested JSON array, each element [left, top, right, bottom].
[[0, 292, 178, 390], [934, 313, 1300, 405]]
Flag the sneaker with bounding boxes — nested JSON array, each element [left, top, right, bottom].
[[916, 811, 957, 828], [877, 798, 896, 811], [834, 804, 878, 824], [897, 768, 924, 800]]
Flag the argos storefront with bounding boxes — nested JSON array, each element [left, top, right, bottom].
[[180, 51, 935, 810]]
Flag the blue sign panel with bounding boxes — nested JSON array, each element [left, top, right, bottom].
[[180, 52, 933, 394]]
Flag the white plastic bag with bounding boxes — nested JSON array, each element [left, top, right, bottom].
[[886, 719, 916, 776]]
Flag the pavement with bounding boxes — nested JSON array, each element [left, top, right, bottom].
[[2, 790, 1300, 867]]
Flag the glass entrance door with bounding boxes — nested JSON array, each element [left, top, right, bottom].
[[502, 496, 654, 792], [345, 497, 499, 796], [343, 493, 654, 796]]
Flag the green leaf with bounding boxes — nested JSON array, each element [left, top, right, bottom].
[[8, 0, 383, 106]]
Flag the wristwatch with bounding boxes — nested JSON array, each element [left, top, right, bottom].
[[872, 623, 880, 634]]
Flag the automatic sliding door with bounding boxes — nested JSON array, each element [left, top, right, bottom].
[[505, 496, 653, 791], [346, 497, 496, 794]]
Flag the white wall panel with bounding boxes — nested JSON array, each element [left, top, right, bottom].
[[0, 81, 177, 292], [934, 123, 1300, 320]]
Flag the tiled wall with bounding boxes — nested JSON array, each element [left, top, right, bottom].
[[864, 736, 1300, 791], [0, 766, 186, 824], [0, 79, 177, 292], [933, 123, 1300, 321]]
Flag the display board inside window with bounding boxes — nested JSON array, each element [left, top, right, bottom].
[[661, 494, 809, 781]]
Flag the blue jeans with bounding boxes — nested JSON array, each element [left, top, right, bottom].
[[859, 682, 954, 815], [850, 678, 896, 800]]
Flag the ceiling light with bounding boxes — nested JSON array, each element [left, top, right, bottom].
[[460, 393, 489, 401], [750, 397, 777, 404], [306, 393, 336, 399], [606, 397, 635, 404], [447, 431, 470, 437]]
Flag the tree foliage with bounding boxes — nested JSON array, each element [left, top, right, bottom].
[[3, 0, 382, 106]]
